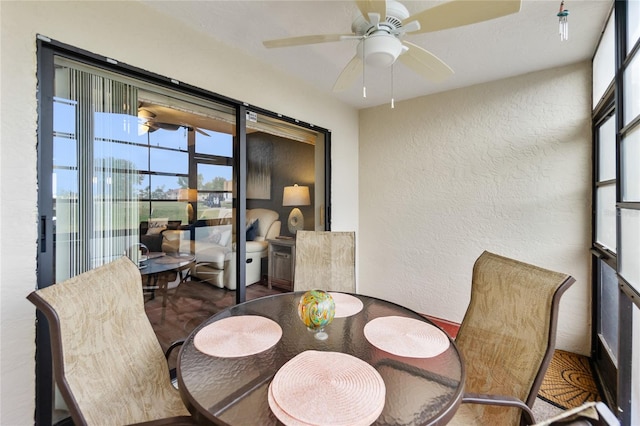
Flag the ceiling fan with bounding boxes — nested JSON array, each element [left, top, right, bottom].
[[138, 108, 210, 136], [263, 0, 522, 92]]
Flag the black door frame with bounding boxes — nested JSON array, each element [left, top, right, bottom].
[[35, 35, 331, 425]]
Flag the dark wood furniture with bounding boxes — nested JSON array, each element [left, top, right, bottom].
[[267, 238, 295, 290]]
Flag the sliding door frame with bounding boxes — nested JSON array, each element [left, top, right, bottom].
[[35, 36, 331, 425]]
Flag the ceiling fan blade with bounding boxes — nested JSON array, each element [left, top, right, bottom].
[[333, 55, 364, 92], [356, 0, 386, 23], [154, 122, 181, 131], [193, 127, 210, 137], [399, 41, 454, 82], [403, 0, 521, 34], [263, 34, 351, 48]]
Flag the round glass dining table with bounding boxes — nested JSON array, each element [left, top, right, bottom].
[[177, 292, 465, 426]]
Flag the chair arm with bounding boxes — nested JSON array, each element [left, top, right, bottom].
[[164, 339, 185, 360], [461, 392, 536, 425], [265, 220, 281, 240]]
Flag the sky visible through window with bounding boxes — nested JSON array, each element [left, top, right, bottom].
[[53, 99, 233, 198]]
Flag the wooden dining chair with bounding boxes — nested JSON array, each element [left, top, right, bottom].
[[293, 230, 356, 293], [448, 251, 575, 426], [27, 256, 195, 426]]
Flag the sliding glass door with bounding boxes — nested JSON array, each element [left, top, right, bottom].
[[36, 37, 330, 425]]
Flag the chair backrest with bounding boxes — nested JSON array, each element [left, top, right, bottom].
[[455, 251, 575, 425], [294, 231, 355, 292], [27, 256, 189, 425]]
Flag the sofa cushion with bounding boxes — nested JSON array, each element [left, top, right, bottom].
[[195, 245, 230, 269], [246, 240, 268, 254], [146, 218, 168, 235], [140, 234, 163, 253]]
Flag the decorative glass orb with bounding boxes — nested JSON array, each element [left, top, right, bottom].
[[297, 290, 335, 340]]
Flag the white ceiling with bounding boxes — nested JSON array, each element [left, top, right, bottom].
[[140, 0, 612, 110]]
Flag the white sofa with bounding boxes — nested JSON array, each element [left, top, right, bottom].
[[162, 208, 281, 290]]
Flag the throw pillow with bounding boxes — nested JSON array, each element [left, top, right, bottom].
[[246, 218, 259, 241], [205, 230, 223, 245], [219, 229, 232, 247], [146, 218, 168, 235]]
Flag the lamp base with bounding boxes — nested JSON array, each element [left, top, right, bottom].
[[186, 203, 194, 223], [288, 207, 304, 234]]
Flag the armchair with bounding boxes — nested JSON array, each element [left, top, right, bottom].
[[448, 251, 575, 425], [26, 257, 194, 425], [163, 208, 281, 290]]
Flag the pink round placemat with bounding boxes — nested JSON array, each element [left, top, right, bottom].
[[194, 315, 282, 358], [363, 316, 450, 358], [329, 292, 363, 318], [268, 383, 312, 426], [269, 351, 385, 426]]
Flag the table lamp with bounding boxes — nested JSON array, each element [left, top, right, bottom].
[[178, 188, 198, 223], [282, 184, 310, 234]]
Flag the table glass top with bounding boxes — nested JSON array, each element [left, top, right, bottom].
[[178, 292, 464, 426]]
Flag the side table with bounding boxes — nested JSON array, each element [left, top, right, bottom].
[[267, 238, 296, 291]]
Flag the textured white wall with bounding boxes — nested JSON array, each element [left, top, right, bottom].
[[358, 63, 592, 355], [0, 2, 358, 424]]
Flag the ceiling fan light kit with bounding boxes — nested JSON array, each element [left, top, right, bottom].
[[358, 35, 405, 68]]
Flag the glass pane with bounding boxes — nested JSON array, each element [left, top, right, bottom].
[[147, 127, 188, 150], [53, 136, 77, 168], [149, 200, 188, 223], [620, 208, 640, 289], [248, 113, 323, 236], [599, 260, 619, 364], [137, 175, 150, 199], [95, 112, 146, 144], [596, 183, 617, 251], [624, 54, 640, 125], [593, 12, 615, 107], [150, 147, 187, 174], [197, 163, 233, 219], [196, 130, 233, 157], [53, 97, 76, 135], [623, 127, 640, 201], [629, 0, 640, 54], [95, 139, 148, 170], [149, 175, 184, 199], [598, 114, 617, 182]]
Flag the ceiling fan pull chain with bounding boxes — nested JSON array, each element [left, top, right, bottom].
[[391, 64, 395, 109], [362, 37, 367, 98]]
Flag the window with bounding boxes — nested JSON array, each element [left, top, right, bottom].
[[592, 2, 640, 422]]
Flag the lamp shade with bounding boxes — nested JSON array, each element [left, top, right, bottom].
[[282, 185, 310, 207], [178, 188, 198, 202]]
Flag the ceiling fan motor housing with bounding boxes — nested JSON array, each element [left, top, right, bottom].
[[352, 0, 410, 67]]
